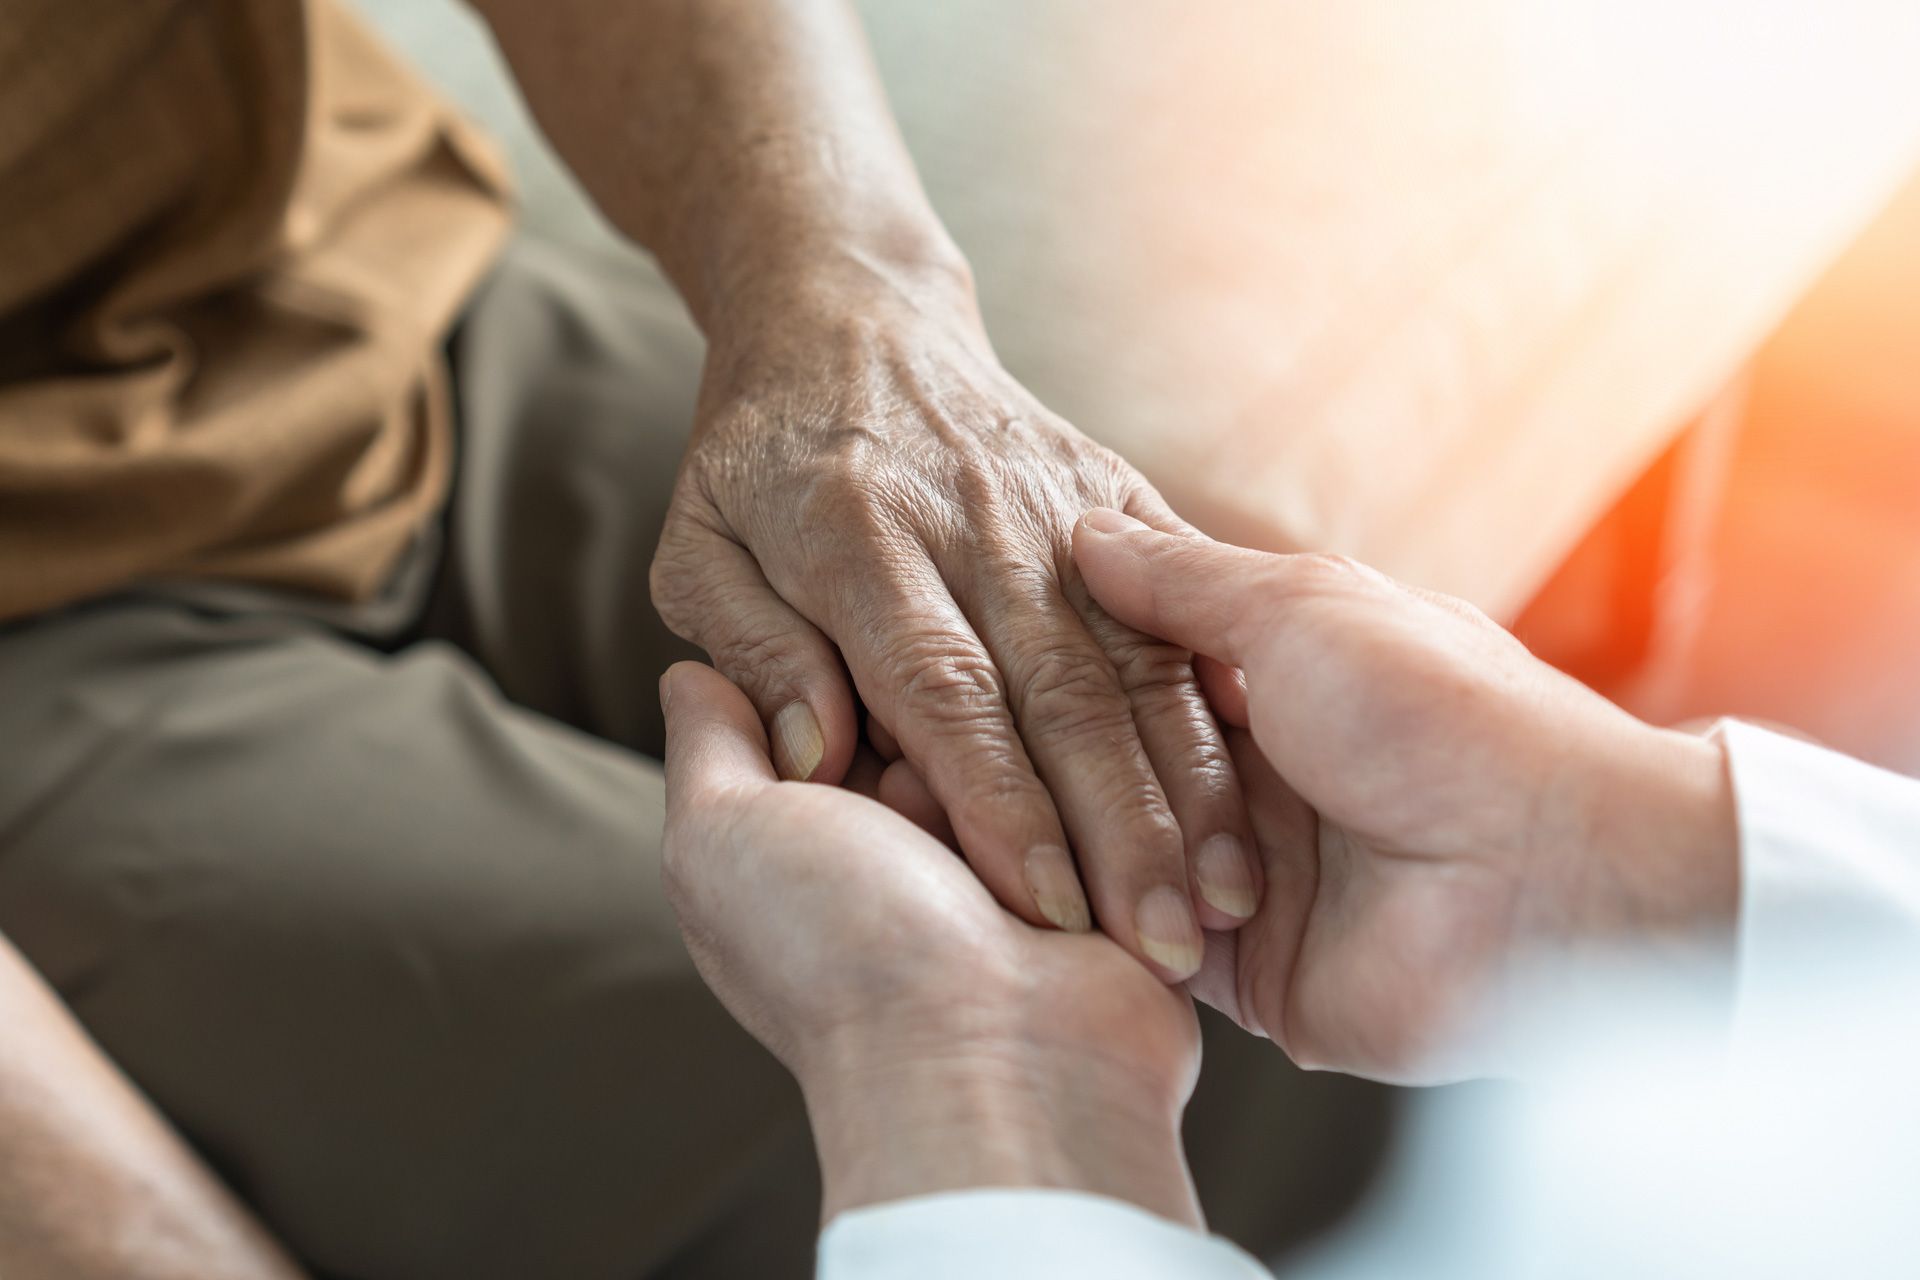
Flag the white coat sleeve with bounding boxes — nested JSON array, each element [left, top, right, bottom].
[[1719, 719, 1920, 1050], [818, 1188, 1272, 1280]]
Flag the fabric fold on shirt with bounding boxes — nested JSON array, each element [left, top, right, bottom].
[[0, 0, 512, 621]]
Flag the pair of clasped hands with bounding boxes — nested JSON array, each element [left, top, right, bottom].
[[658, 509, 1738, 1226]]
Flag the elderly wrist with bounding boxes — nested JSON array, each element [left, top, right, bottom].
[[699, 222, 980, 348]]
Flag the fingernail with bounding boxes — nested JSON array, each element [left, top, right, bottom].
[[771, 702, 825, 780], [658, 672, 674, 716], [1135, 885, 1203, 978], [1195, 834, 1259, 920], [1026, 846, 1092, 933], [1082, 507, 1144, 535]]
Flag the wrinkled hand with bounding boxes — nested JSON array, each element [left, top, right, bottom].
[[659, 661, 1202, 1222], [1073, 510, 1739, 1083], [651, 268, 1258, 980]]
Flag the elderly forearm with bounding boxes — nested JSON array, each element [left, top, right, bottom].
[[472, 0, 968, 335], [0, 936, 306, 1280]]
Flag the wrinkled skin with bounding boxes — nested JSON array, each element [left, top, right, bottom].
[[658, 660, 1202, 1222], [652, 268, 1261, 981], [1071, 511, 1739, 1083]]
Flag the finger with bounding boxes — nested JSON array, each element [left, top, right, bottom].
[[659, 661, 779, 821], [1195, 656, 1250, 728], [652, 519, 858, 785], [1093, 491, 1263, 929], [1071, 508, 1292, 669], [948, 553, 1202, 981], [1071, 585, 1261, 931], [812, 553, 1091, 936], [877, 758, 956, 847], [1218, 725, 1318, 1051]]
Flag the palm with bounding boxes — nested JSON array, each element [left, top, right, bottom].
[[675, 776, 1199, 1091], [1191, 726, 1528, 1084]]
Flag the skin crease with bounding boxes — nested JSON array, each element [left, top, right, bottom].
[[0, 0, 1745, 1260], [1069, 510, 1742, 1084], [472, 0, 1266, 980], [659, 662, 1204, 1226], [1, 1, 1245, 1264], [658, 512, 1742, 1218]]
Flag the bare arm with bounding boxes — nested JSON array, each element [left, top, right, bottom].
[[0, 934, 305, 1280], [472, 0, 1261, 980], [471, 0, 957, 334]]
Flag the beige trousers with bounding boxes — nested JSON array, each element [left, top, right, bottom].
[[0, 239, 1388, 1279]]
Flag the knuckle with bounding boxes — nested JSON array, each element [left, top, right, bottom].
[[1098, 659, 1240, 807], [946, 449, 1008, 514], [1104, 782, 1185, 849], [1181, 744, 1242, 806], [1153, 726, 1240, 808], [1104, 633, 1196, 696], [648, 525, 709, 628], [709, 626, 812, 691], [798, 464, 886, 530], [1012, 643, 1132, 747], [960, 758, 1056, 815], [891, 635, 1008, 730]]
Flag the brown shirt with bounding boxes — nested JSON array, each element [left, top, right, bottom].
[[0, 0, 511, 622]]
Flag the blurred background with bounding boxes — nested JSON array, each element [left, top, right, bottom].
[[362, 0, 1920, 1263]]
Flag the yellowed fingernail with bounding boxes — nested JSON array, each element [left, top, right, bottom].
[[771, 702, 825, 780], [1136, 885, 1202, 978], [1026, 846, 1092, 933], [1195, 834, 1258, 920]]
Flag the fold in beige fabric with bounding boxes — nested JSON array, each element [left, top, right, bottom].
[[0, 239, 1366, 1278], [0, 0, 510, 622]]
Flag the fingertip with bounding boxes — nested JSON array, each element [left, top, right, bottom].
[[771, 700, 827, 781], [1079, 506, 1148, 536], [1025, 843, 1093, 933], [1193, 832, 1261, 927], [1071, 508, 1154, 580], [1134, 883, 1204, 982], [661, 662, 779, 807], [661, 660, 742, 725], [767, 678, 859, 786]]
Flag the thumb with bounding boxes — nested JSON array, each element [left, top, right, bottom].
[[1072, 508, 1280, 670], [661, 661, 780, 822], [652, 523, 858, 785]]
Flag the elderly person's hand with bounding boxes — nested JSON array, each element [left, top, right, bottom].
[[651, 264, 1258, 981], [1072, 510, 1740, 1083], [658, 659, 1204, 1223], [485, 0, 1256, 980]]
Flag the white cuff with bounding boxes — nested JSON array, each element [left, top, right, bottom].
[[1720, 719, 1920, 1053], [818, 1188, 1272, 1280]]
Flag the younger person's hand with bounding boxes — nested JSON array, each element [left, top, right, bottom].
[[1073, 511, 1739, 1082], [659, 662, 1204, 1223]]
